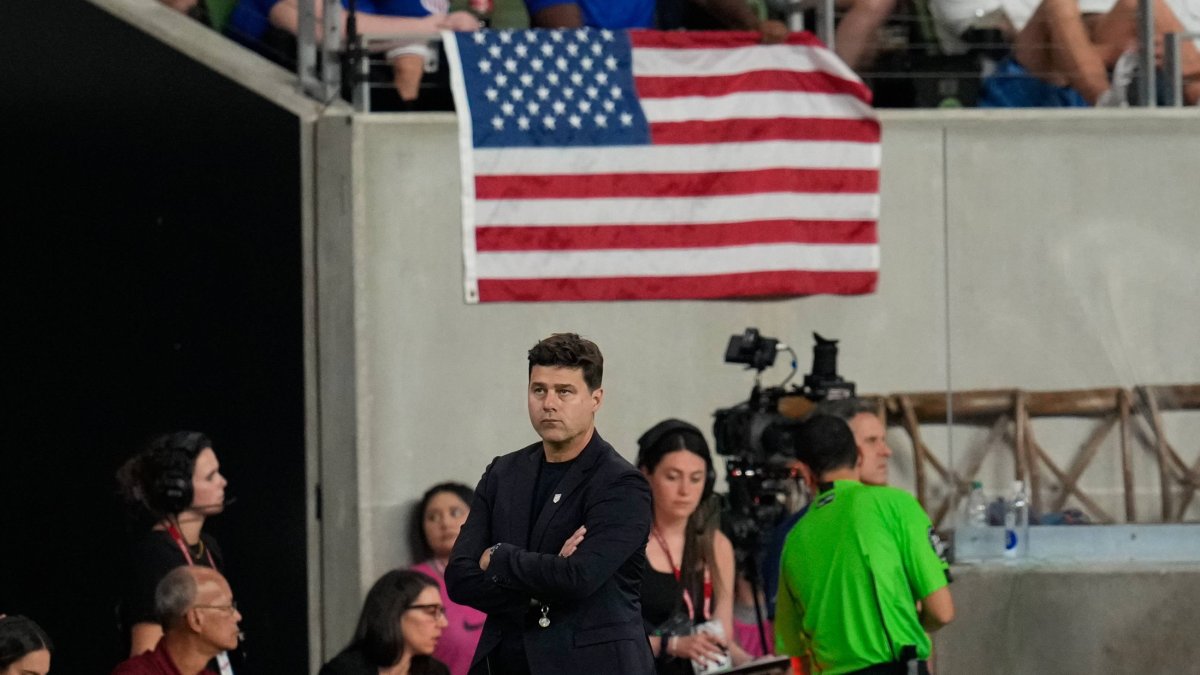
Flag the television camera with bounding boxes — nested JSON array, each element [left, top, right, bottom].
[[713, 328, 856, 567]]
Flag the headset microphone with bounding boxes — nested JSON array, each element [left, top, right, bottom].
[[190, 495, 237, 512]]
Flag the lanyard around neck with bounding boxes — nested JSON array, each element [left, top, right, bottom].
[[650, 527, 712, 620], [165, 520, 216, 569]]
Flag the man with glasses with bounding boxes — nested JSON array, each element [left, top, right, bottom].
[[112, 566, 242, 675]]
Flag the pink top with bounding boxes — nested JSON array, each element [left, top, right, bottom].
[[734, 616, 775, 659], [412, 560, 486, 675]]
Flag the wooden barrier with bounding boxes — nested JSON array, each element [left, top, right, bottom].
[[863, 384, 1200, 527]]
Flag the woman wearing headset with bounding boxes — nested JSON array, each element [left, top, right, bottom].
[[637, 419, 751, 674], [116, 431, 231, 660]]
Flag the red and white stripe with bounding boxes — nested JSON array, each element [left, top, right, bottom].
[[461, 31, 880, 303]]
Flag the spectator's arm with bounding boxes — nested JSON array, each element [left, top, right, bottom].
[[267, 0, 454, 40], [530, 2, 584, 28], [690, 0, 789, 42], [158, 0, 200, 12], [487, 471, 651, 600]]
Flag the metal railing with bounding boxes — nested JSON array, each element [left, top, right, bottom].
[[286, 0, 1194, 110], [1164, 31, 1200, 106]]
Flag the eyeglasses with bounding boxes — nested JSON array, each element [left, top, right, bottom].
[[405, 603, 446, 619], [193, 601, 238, 615]]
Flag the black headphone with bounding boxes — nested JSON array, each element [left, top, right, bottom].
[[636, 419, 717, 501], [143, 432, 205, 516]]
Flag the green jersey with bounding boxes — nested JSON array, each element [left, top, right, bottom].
[[775, 480, 949, 674]]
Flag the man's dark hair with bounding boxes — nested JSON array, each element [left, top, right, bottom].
[[527, 333, 603, 391], [794, 414, 859, 477], [813, 397, 879, 423], [349, 569, 440, 669], [408, 481, 475, 562], [0, 615, 53, 668]]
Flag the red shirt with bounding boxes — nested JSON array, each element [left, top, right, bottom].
[[111, 643, 218, 675]]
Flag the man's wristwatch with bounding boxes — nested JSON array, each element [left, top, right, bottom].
[[487, 543, 502, 558]]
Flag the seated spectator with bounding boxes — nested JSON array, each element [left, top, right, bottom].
[[226, 0, 480, 103], [112, 566, 243, 675], [757, 0, 899, 69], [319, 570, 450, 675], [527, 0, 789, 43], [0, 615, 53, 675], [832, 0, 901, 70], [957, 0, 1200, 105], [408, 482, 485, 675]]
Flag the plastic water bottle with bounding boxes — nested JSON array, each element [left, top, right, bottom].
[[964, 481, 988, 527], [1004, 480, 1029, 559], [955, 481, 990, 561]]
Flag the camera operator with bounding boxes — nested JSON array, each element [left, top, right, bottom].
[[759, 398, 892, 619], [775, 415, 953, 674]]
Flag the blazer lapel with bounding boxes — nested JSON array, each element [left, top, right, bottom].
[[529, 431, 604, 551], [506, 445, 541, 549]]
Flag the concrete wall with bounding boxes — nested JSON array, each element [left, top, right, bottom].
[[312, 110, 1200, 655], [935, 561, 1200, 674]]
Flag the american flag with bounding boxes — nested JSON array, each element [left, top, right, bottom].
[[444, 28, 880, 303]]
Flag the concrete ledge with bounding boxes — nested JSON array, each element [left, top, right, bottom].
[[957, 524, 1200, 564], [935, 562, 1200, 674]]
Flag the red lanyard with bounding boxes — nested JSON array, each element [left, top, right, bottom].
[[165, 521, 216, 569], [650, 528, 712, 620]]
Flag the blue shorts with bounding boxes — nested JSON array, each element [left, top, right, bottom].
[[979, 56, 1090, 108], [523, 0, 655, 29]]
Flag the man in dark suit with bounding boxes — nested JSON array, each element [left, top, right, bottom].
[[446, 333, 655, 674]]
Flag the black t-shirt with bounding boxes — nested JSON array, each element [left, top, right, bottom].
[[491, 454, 576, 672], [529, 455, 575, 540], [641, 567, 701, 675], [122, 529, 224, 628]]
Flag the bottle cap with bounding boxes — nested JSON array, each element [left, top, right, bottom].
[[972, 480, 983, 489]]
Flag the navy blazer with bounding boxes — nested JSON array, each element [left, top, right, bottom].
[[446, 430, 655, 674]]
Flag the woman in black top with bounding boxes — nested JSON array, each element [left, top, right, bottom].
[[116, 431, 230, 657], [637, 420, 751, 674], [320, 570, 451, 675]]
